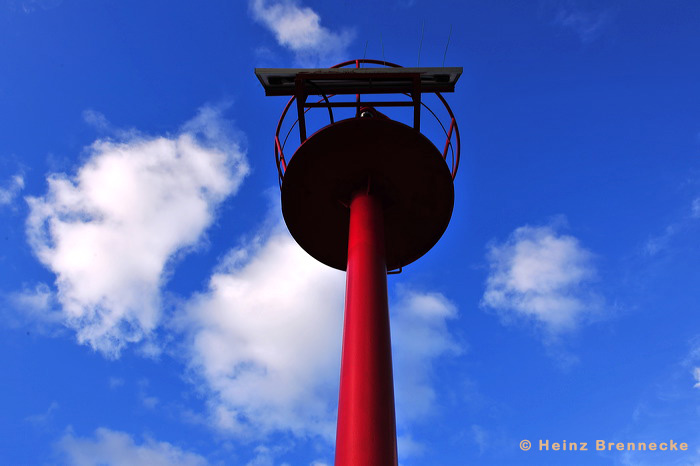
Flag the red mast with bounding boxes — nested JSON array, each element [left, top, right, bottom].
[[335, 190, 397, 465], [256, 59, 462, 465]]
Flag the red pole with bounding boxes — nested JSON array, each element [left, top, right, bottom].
[[335, 191, 398, 466]]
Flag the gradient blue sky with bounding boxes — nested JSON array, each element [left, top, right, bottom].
[[2, 1, 700, 465]]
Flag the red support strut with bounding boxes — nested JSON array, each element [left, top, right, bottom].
[[335, 191, 398, 466]]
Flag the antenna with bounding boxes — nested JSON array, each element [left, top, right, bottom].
[[443, 24, 452, 67], [417, 20, 425, 66], [380, 33, 385, 66]]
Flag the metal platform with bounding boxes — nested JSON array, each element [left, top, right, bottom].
[[255, 66, 462, 96], [280, 117, 454, 272]]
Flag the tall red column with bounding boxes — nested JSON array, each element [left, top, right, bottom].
[[335, 191, 398, 466]]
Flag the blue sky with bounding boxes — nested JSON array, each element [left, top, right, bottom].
[[1, 0, 699, 465]]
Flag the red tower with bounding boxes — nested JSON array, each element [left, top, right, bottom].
[[256, 59, 461, 466]]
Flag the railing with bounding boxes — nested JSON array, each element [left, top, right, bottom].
[[274, 59, 460, 188]]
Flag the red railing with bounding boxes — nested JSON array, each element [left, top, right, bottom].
[[274, 59, 460, 187]]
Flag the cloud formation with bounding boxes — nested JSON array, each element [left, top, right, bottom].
[[182, 228, 346, 440], [181, 220, 460, 446], [0, 174, 24, 206], [25, 401, 59, 426], [56, 428, 207, 466], [249, 0, 354, 65], [391, 289, 460, 424], [25, 106, 249, 357], [482, 223, 598, 333]]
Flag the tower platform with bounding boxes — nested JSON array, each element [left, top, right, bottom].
[[280, 116, 454, 271]]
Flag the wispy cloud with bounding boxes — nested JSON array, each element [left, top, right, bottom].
[[396, 434, 425, 459], [109, 377, 124, 389], [643, 196, 700, 256], [643, 224, 677, 256], [25, 401, 59, 426], [471, 424, 489, 454], [249, 0, 354, 65], [392, 288, 461, 461], [55, 428, 208, 466], [82, 109, 112, 132], [25, 105, 249, 357], [544, 0, 612, 43], [4, 283, 62, 333], [6, 0, 63, 14], [482, 222, 600, 334], [0, 173, 25, 207], [392, 288, 461, 424], [615, 340, 700, 465], [81, 109, 140, 140]]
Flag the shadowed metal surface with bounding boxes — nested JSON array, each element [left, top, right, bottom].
[[280, 117, 454, 271], [255, 66, 462, 96]]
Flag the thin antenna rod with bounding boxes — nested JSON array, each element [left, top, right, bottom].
[[417, 20, 425, 66], [380, 33, 385, 66], [442, 24, 452, 67], [363, 40, 368, 62]]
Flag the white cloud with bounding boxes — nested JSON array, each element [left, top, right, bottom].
[[249, 0, 354, 65], [56, 428, 208, 466], [181, 215, 460, 444], [693, 367, 700, 389], [692, 198, 700, 218], [25, 105, 249, 357], [482, 224, 598, 333], [82, 109, 112, 132], [0, 173, 24, 206], [245, 446, 276, 466], [391, 288, 460, 423], [181, 227, 346, 440]]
